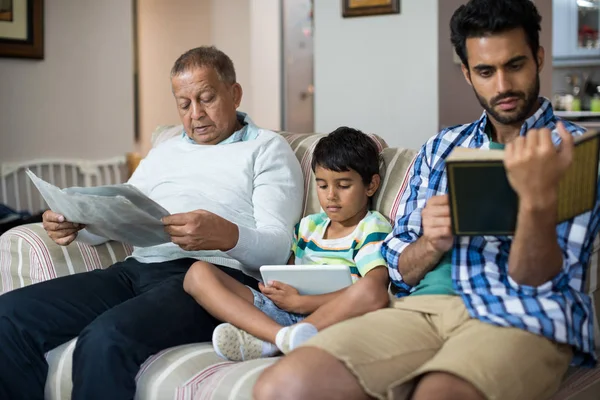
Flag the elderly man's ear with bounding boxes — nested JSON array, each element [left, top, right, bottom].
[[231, 83, 243, 108]]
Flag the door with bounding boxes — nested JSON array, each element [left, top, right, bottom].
[[282, 0, 314, 133]]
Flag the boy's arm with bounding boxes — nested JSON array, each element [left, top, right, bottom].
[[286, 211, 393, 314], [284, 266, 389, 314]]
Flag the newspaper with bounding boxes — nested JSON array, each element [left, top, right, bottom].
[[26, 170, 170, 247]]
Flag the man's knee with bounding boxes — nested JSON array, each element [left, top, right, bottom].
[[0, 288, 35, 333], [74, 316, 133, 360], [412, 372, 485, 400], [254, 348, 324, 400]]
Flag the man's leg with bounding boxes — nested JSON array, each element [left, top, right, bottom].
[[388, 298, 573, 400], [0, 262, 138, 400], [303, 269, 389, 330], [256, 347, 371, 400], [71, 263, 256, 400], [254, 300, 445, 400]]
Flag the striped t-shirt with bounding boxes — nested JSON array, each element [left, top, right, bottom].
[[292, 211, 392, 281]]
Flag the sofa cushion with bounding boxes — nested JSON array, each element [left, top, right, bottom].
[[0, 223, 132, 294], [44, 337, 276, 400]]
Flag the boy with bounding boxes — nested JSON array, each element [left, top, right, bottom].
[[183, 127, 392, 361]]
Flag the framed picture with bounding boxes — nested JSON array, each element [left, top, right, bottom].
[[0, 0, 43, 59], [342, 0, 400, 18]]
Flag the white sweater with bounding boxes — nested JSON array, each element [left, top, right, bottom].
[[80, 126, 303, 279]]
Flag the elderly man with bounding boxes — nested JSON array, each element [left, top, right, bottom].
[[254, 1, 600, 400], [0, 46, 303, 400]]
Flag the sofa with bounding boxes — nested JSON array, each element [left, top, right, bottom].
[[1, 126, 600, 400]]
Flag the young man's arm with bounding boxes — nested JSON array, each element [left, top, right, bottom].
[[383, 143, 453, 291], [505, 125, 573, 286], [394, 195, 453, 286]]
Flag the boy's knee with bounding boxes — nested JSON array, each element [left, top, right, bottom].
[[183, 261, 212, 294]]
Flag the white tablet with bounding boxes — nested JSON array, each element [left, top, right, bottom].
[[259, 265, 353, 296]]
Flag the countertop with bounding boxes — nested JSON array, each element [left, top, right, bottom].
[[554, 111, 600, 118]]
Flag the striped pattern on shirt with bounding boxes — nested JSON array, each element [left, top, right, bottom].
[[293, 211, 392, 281]]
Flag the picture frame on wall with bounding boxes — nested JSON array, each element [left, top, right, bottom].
[[0, 0, 44, 59], [342, 0, 400, 18]]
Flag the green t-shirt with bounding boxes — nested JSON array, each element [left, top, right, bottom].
[[411, 252, 454, 296], [410, 138, 505, 296]]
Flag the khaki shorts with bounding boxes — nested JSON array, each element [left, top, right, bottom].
[[303, 295, 572, 400]]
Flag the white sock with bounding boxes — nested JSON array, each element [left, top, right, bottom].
[[261, 340, 280, 357], [275, 326, 290, 352], [288, 323, 318, 350]]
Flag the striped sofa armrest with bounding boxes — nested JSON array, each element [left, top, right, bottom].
[[0, 223, 133, 294]]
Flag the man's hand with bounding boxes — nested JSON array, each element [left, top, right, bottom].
[[259, 281, 302, 313], [422, 194, 454, 254], [504, 122, 574, 211], [42, 210, 85, 246], [162, 209, 239, 252]]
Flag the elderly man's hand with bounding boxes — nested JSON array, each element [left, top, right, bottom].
[[162, 210, 239, 252], [42, 210, 85, 246]]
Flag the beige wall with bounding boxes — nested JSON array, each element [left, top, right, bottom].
[[136, 0, 212, 155], [136, 0, 281, 155], [313, 0, 439, 150], [249, 0, 282, 132], [211, 0, 252, 118], [0, 0, 134, 163], [438, 0, 553, 129]]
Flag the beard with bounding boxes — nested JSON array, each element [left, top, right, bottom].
[[473, 74, 540, 125]]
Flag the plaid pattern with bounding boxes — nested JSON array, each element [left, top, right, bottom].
[[383, 98, 600, 366]]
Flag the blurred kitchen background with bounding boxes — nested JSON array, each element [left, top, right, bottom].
[[553, 0, 600, 132]]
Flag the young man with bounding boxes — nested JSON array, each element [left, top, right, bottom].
[[0, 47, 303, 400], [253, 1, 600, 400]]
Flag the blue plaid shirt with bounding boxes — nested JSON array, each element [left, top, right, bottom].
[[382, 98, 600, 366]]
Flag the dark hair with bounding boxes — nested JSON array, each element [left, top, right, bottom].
[[450, 0, 542, 67], [171, 46, 236, 84], [311, 127, 380, 185]]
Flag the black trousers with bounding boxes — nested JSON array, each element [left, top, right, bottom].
[[0, 257, 258, 400]]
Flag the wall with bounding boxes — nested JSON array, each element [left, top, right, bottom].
[[0, 0, 134, 163], [136, 0, 281, 154], [313, 0, 438, 150], [136, 0, 212, 155], [438, 0, 554, 129], [249, 0, 282, 131], [211, 0, 252, 118]]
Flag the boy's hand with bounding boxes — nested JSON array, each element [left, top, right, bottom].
[[259, 281, 302, 313]]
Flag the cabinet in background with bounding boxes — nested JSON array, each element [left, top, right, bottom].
[[553, 0, 600, 65]]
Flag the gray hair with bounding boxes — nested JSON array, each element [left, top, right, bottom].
[[170, 46, 236, 84]]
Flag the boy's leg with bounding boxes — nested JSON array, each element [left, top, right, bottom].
[[0, 260, 138, 400], [254, 298, 445, 400], [274, 267, 390, 353], [303, 266, 389, 330], [184, 261, 282, 342]]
